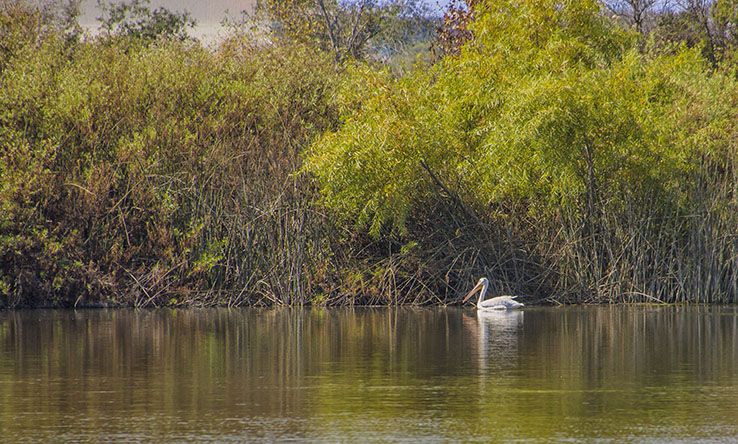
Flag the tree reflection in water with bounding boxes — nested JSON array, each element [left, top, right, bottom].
[[2, 307, 738, 441]]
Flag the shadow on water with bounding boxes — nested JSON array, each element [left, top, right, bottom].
[[1, 306, 738, 441]]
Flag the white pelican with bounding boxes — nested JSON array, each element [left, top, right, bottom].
[[463, 277, 524, 310]]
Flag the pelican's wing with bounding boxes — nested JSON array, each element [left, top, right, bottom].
[[479, 295, 524, 309]]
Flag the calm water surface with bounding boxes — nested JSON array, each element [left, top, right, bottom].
[[1, 306, 738, 442]]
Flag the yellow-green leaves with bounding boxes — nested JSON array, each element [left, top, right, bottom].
[[306, 0, 738, 235], [0, 27, 339, 305]]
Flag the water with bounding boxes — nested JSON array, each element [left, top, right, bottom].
[[1, 306, 738, 442]]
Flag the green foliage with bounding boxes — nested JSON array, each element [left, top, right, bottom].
[[307, 0, 735, 232], [3, 0, 738, 306], [0, 19, 339, 305], [306, 0, 738, 303], [0, 1, 80, 74]]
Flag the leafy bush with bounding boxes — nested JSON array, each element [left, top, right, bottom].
[[0, 15, 340, 306], [3, 0, 738, 306], [306, 0, 738, 302]]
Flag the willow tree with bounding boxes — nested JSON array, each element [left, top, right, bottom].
[[305, 0, 738, 301]]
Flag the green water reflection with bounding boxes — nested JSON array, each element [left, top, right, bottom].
[[1, 306, 737, 441]]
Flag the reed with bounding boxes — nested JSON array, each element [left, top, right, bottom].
[[2, 1, 738, 307], [0, 15, 342, 307]]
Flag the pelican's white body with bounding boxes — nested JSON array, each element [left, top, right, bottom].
[[478, 294, 524, 310], [464, 278, 524, 311]]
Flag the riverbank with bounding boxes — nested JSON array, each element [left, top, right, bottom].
[[2, 1, 738, 308]]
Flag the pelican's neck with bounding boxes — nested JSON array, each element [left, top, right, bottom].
[[477, 280, 489, 307]]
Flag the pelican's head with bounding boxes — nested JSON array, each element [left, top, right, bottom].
[[463, 277, 489, 303]]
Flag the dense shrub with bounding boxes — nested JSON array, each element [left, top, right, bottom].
[[2, 0, 738, 307], [0, 15, 341, 306], [306, 0, 738, 303]]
